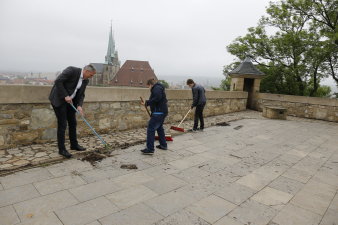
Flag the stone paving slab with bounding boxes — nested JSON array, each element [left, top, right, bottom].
[[105, 184, 158, 210], [98, 203, 163, 225], [0, 114, 337, 225], [14, 212, 64, 225], [33, 174, 87, 195], [0, 205, 20, 225], [271, 203, 322, 225], [228, 199, 278, 225], [154, 209, 210, 225], [69, 178, 122, 202], [55, 196, 119, 225], [0, 167, 53, 189], [0, 184, 40, 208], [186, 195, 236, 224], [13, 190, 79, 222]]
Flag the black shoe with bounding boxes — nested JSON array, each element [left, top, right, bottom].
[[59, 150, 72, 158], [141, 149, 154, 155], [156, 145, 168, 150], [71, 145, 86, 151]]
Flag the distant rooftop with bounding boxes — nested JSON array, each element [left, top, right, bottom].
[[111, 60, 158, 88], [229, 57, 265, 76]]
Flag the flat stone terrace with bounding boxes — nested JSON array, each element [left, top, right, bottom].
[[0, 111, 337, 225]]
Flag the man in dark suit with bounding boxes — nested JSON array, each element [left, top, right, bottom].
[[49, 64, 96, 158]]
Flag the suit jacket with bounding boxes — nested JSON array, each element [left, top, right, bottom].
[[49, 66, 89, 107]]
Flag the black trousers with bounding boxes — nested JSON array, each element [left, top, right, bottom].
[[193, 103, 206, 130], [52, 103, 78, 151]]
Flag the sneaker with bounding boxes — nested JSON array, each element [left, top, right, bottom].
[[197, 128, 204, 132], [188, 129, 197, 132], [156, 145, 168, 150], [141, 149, 154, 155]]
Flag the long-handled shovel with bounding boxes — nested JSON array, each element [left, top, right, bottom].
[[140, 97, 173, 141], [69, 103, 111, 149], [170, 108, 192, 132]]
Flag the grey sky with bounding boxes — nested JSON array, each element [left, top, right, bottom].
[[0, 0, 271, 78]]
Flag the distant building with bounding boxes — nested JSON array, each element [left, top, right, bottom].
[[89, 24, 120, 86], [111, 60, 158, 88], [0, 77, 9, 85]]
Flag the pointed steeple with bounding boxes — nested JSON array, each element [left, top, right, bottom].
[[105, 21, 115, 65]]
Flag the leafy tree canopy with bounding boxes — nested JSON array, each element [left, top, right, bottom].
[[224, 0, 337, 97]]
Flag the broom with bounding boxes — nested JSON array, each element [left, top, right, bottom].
[[170, 108, 192, 132], [140, 97, 173, 141], [69, 103, 112, 152]]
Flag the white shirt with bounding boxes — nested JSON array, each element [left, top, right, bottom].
[[70, 69, 83, 99]]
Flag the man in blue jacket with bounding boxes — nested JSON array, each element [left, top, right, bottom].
[[141, 79, 168, 155], [187, 79, 207, 131]]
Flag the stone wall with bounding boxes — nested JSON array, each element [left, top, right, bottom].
[[253, 93, 338, 122], [0, 85, 247, 149]]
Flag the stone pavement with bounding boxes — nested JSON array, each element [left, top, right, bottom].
[[0, 110, 262, 173], [0, 114, 337, 225]]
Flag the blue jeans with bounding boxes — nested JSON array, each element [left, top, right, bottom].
[[147, 114, 167, 151]]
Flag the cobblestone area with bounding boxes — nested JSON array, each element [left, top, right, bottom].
[[0, 110, 263, 173], [0, 114, 337, 225]]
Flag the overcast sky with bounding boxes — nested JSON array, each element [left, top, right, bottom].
[[1, 0, 272, 78]]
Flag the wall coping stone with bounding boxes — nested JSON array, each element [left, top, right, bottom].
[[0, 85, 248, 104], [257, 93, 338, 107]]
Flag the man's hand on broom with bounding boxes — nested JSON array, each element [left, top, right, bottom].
[[65, 96, 73, 104], [77, 106, 84, 116], [140, 98, 145, 106]]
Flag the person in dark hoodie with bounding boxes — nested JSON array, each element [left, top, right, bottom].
[[187, 79, 207, 132], [140, 78, 168, 155]]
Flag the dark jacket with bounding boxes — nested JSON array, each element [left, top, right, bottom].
[[49, 66, 89, 107], [192, 84, 206, 107], [146, 82, 168, 116]]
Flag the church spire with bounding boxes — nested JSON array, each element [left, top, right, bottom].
[[105, 21, 115, 65]]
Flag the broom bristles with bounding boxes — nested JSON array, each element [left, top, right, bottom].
[[166, 137, 173, 141], [155, 135, 173, 141], [170, 126, 185, 132]]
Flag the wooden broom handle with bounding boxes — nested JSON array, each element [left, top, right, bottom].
[[178, 108, 192, 127], [140, 97, 151, 117]]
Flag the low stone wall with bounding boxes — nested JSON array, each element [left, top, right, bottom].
[[253, 93, 338, 122], [0, 85, 247, 149]]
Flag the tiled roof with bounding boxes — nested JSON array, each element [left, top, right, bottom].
[[229, 57, 265, 76], [111, 60, 158, 87]]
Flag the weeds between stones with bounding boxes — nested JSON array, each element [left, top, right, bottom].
[[234, 125, 243, 130], [216, 122, 231, 126], [81, 152, 107, 165], [120, 164, 138, 169]]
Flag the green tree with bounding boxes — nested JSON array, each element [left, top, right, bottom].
[[158, 80, 169, 88], [212, 76, 231, 91], [289, 0, 338, 87], [224, 0, 338, 96], [290, 0, 338, 45]]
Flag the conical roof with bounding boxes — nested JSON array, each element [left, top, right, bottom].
[[228, 57, 265, 76]]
